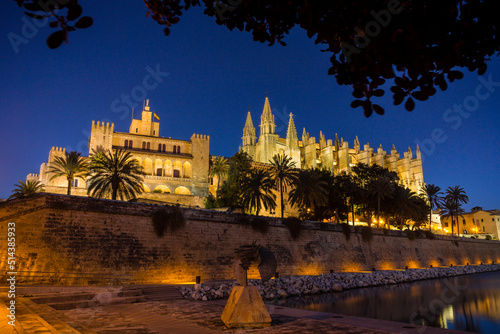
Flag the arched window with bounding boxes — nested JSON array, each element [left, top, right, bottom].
[[142, 142, 146, 149], [125, 140, 129, 147], [158, 143, 162, 151], [177, 146, 181, 154], [129, 140, 133, 148], [173, 145, 177, 153], [147, 142, 150, 150], [163, 144, 166, 152]]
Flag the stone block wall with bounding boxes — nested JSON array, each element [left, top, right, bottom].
[[1, 194, 499, 285]]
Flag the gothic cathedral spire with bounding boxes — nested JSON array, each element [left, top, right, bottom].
[[260, 96, 275, 136], [242, 110, 256, 146], [286, 113, 298, 148]]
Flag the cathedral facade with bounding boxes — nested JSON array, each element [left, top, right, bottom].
[[241, 97, 425, 195], [28, 101, 210, 205]]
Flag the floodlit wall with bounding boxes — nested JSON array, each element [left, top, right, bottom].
[[1, 194, 499, 285]]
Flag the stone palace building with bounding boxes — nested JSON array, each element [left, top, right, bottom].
[[27, 100, 210, 206]]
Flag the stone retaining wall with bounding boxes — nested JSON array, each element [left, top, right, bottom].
[[1, 194, 499, 285]]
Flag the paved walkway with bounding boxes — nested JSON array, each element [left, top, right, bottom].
[[1, 289, 471, 334]]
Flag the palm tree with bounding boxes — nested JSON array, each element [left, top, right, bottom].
[[392, 186, 424, 230], [240, 168, 276, 216], [208, 156, 229, 197], [421, 184, 443, 231], [87, 149, 145, 201], [269, 154, 298, 218], [367, 176, 394, 228], [9, 180, 44, 200], [288, 169, 328, 220], [440, 198, 462, 236], [49, 151, 88, 195], [444, 186, 469, 236]]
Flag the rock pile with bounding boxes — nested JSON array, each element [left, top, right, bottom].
[[179, 264, 500, 301]]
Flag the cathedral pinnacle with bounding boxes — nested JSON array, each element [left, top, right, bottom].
[[286, 113, 298, 147], [259, 96, 276, 135], [242, 111, 257, 147]]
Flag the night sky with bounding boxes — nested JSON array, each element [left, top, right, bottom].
[[1, 1, 499, 211]]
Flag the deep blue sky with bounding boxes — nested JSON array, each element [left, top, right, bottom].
[[1, 1, 499, 210]]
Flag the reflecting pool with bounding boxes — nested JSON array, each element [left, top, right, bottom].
[[272, 271, 500, 333]]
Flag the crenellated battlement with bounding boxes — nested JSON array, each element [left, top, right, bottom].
[[191, 133, 210, 141], [91, 120, 115, 133], [50, 146, 66, 153]]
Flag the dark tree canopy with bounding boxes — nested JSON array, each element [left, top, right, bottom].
[[18, 0, 500, 116]]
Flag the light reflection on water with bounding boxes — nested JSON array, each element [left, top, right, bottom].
[[271, 271, 500, 334]]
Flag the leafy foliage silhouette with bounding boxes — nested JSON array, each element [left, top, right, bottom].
[[17, 1, 500, 116]]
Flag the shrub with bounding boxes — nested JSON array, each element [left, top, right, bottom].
[[341, 223, 351, 241], [152, 205, 185, 237], [251, 217, 269, 234], [283, 217, 303, 240], [153, 189, 162, 193], [360, 226, 373, 243], [424, 230, 435, 240], [486, 235, 492, 240], [203, 194, 218, 209]]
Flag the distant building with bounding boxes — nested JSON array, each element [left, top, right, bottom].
[[27, 100, 210, 206], [241, 96, 425, 195], [441, 206, 500, 239]]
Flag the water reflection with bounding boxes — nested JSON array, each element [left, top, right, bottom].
[[272, 271, 500, 334]]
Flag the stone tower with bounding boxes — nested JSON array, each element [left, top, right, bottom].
[[129, 99, 160, 137], [89, 121, 114, 153], [257, 97, 279, 163], [242, 110, 257, 159]]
